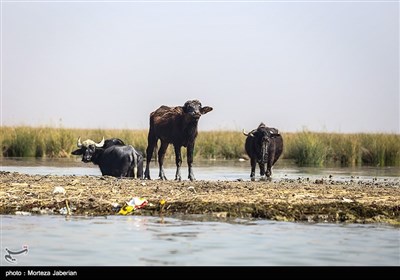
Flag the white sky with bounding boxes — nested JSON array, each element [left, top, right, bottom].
[[1, 0, 399, 133]]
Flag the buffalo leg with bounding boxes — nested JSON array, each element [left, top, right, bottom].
[[249, 158, 257, 181], [130, 149, 138, 179], [259, 163, 266, 181], [266, 167, 272, 178], [144, 132, 157, 180], [158, 141, 169, 180], [174, 144, 182, 181], [187, 143, 195, 181], [266, 155, 274, 178], [137, 153, 144, 179]]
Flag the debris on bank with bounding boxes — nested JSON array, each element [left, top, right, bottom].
[[0, 171, 399, 226], [118, 197, 148, 215]]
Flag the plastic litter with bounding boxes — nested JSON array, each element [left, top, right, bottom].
[[111, 203, 121, 212], [59, 207, 69, 215], [118, 197, 148, 215], [53, 186, 66, 195], [59, 200, 73, 215], [15, 211, 31, 216]]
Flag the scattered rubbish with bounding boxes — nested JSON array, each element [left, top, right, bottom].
[[111, 203, 121, 212], [187, 186, 196, 193], [118, 197, 148, 215], [141, 182, 146, 186], [40, 209, 54, 215], [15, 211, 31, 216], [159, 199, 166, 213], [59, 207, 69, 215], [31, 207, 55, 215], [31, 207, 40, 213], [59, 200, 73, 215], [127, 197, 148, 209], [212, 212, 228, 218], [342, 197, 354, 203], [53, 186, 66, 195]]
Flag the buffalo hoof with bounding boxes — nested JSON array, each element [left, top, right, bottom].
[[188, 176, 196, 182], [250, 177, 256, 181]]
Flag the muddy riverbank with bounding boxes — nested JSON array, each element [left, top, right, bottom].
[[1, 171, 399, 225]]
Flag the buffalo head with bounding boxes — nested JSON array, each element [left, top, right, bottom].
[[71, 137, 105, 162], [183, 100, 213, 121]]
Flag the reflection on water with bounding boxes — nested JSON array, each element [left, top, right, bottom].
[[1, 157, 399, 181], [1, 215, 399, 266]]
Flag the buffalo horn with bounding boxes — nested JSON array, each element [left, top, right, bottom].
[[77, 137, 82, 148], [95, 137, 105, 148], [242, 129, 255, 137]]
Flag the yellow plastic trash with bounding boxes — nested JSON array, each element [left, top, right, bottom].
[[118, 197, 148, 215], [118, 205, 135, 215]]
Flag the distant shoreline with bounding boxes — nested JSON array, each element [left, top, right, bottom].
[[1, 171, 399, 226]]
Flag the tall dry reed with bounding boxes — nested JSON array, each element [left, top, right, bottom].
[[1, 126, 399, 166]]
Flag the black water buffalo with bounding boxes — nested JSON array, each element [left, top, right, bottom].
[[243, 123, 283, 181], [144, 100, 213, 181], [102, 138, 125, 148], [71, 137, 143, 178]]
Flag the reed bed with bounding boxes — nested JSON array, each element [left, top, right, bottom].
[[1, 126, 399, 166]]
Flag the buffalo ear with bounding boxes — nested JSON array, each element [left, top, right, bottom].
[[71, 149, 83, 155], [201, 106, 213, 115], [182, 104, 189, 113]]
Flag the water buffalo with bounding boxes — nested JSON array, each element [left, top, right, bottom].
[[144, 99, 213, 181], [71, 137, 143, 178], [243, 123, 283, 181]]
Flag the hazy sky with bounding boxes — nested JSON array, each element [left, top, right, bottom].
[[1, 0, 399, 133]]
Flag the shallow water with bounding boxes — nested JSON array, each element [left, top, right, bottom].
[[1, 157, 399, 182], [1, 215, 399, 266]]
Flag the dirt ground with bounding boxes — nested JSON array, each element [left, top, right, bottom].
[[1, 171, 399, 225]]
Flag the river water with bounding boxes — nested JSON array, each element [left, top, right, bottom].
[[1, 157, 399, 181], [1, 158, 399, 266], [1, 215, 399, 266]]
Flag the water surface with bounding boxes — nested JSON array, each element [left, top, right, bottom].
[[1, 157, 399, 182], [1, 215, 399, 266]]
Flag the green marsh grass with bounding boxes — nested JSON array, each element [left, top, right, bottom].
[[1, 126, 399, 166]]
